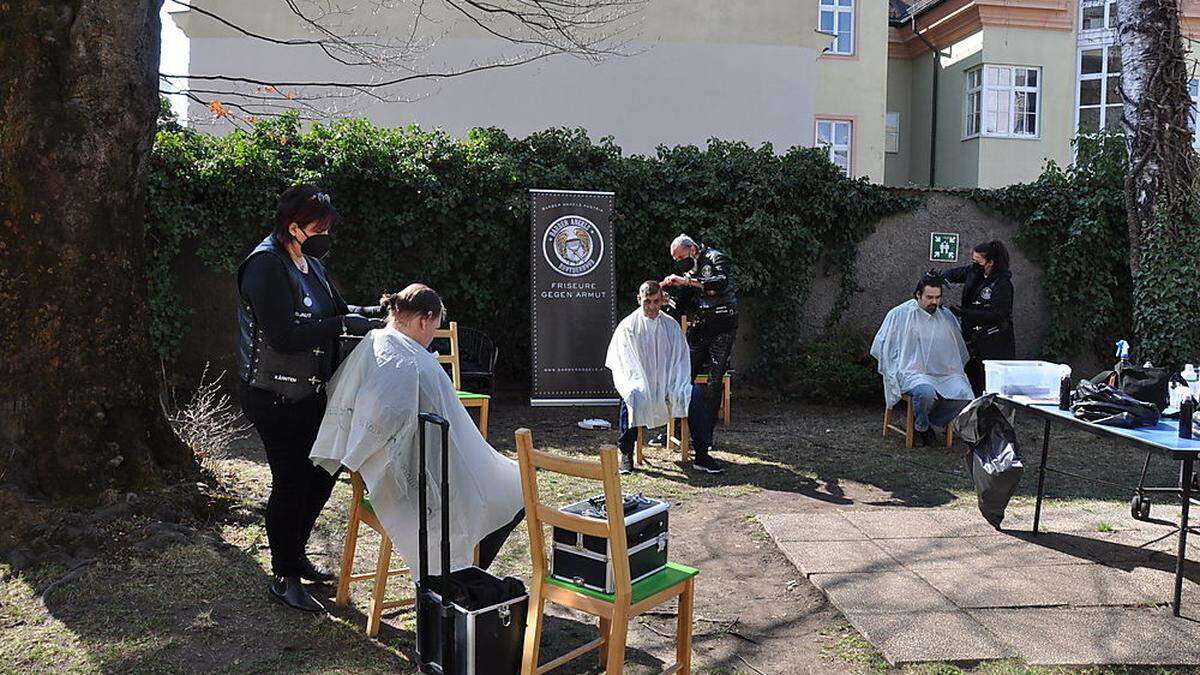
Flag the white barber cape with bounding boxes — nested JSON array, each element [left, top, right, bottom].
[[870, 299, 974, 408], [605, 309, 692, 429], [310, 327, 523, 575]]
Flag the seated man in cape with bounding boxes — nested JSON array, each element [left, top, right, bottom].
[[606, 280, 713, 474], [310, 283, 523, 575], [871, 274, 974, 446]]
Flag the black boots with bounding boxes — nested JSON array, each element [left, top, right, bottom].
[[268, 575, 325, 613], [299, 555, 336, 583]]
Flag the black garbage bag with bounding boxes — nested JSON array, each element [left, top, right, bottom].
[[954, 394, 1024, 529], [1071, 379, 1160, 428]]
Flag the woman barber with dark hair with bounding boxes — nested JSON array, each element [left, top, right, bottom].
[[237, 184, 384, 613], [937, 240, 1015, 396]]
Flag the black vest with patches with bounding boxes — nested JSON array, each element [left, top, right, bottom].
[[236, 235, 337, 401]]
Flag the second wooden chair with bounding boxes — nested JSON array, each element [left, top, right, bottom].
[[515, 429, 697, 674]]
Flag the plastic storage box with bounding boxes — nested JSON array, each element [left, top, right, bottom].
[[983, 360, 1072, 402]]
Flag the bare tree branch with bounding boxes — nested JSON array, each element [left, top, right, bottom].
[[167, 0, 645, 122]]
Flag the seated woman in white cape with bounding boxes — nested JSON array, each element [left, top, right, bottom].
[[310, 283, 523, 574]]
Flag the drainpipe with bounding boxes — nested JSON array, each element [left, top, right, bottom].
[[911, 15, 943, 187]]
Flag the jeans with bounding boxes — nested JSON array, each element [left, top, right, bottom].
[[904, 384, 968, 432], [618, 384, 714, 459], [240, 384, 339, 578]]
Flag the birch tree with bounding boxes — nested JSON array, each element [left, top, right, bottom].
[[1116, 0, 1200, 363]]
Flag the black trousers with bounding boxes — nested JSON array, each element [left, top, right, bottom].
[[688, 314, 738, 425], [240, 385, 339, 578], [476, 509, 526, 570]]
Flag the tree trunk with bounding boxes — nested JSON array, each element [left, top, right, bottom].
[[1116, 0, 1200, 364], [0, 1, 195, 498]]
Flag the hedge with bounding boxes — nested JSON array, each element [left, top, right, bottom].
[[146, 113, 917, 386]]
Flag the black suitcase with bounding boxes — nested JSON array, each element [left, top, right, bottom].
[[551, 493, 669, 594], [414, 412, 529, 675]]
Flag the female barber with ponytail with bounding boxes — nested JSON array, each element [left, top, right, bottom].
[[938, 240, 1015, 396], [236, 184, 384, 613]]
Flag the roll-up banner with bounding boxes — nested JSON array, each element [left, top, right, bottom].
[[529, 189, 619, 406]]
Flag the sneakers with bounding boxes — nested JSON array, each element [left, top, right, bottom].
[[647, 431, 667, 448], [691, 452, 724, 474], [619, 454, 634, 474]]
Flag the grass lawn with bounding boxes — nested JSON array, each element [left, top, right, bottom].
[[0, 394, 1190, 674]]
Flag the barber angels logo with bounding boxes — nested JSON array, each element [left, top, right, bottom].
[[543, 215, 604, 277]]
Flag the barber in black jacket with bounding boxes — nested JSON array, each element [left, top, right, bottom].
[[237, 184, 384, 613], [659, 234, 737, 475], [937, 240, 1015, 396]]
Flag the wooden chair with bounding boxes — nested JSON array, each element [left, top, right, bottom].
[[634, 418, 692, 465], [882, 394, 955, 449], [680, 316, 733, 425], [433, 321, 491, 440], [515, 430, 697, 674], [336, 472, 414, 637]]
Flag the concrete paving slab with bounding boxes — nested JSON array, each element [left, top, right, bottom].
[[776, 539, 900, 575], [970, 607, 1200, 665], [916, 564, 1159, 608], [968, 533, 1095, 567], [848, 611, 1016, 664], [873, 537, 990, 570], [842, 510, 949, 539], [810, 570, 957, 613], [763, 508, 1200, 665], [756, 512, 864, 542]]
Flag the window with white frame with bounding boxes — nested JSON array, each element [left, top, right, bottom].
[[1080, 0, 1118, 32], [1191, 79, 1199, 149], [964, 65, 1040, 138], [1076, 44, 1122, 134], [965, 68, 983, 137], [819, 0, 854, 56], [816, 119, 852, 176]]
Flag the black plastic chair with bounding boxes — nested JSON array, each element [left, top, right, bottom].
[[456, 325, 498, 394]]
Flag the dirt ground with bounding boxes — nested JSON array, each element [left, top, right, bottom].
[[0, 393, 1188, 674]]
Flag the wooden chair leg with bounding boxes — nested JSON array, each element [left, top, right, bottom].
[[521, 586, 546, 675], [681, 417, 691, 464], [676, 578, 695, 675], [336, 505, 362, 606], [946, 423, 955, 448], [598, 616, 612, 666], [666, 417, 676, 451], [722, 379, 731, 426], [367, 534, 394, 637], [904, 399, 916, 449], [479, 400, 490, 441], [473, 543, 481, 567], [635, 427, 645, 466], [882, 406, 892, 437], [604, 608, 629, 674]]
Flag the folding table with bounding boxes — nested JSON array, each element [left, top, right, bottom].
[[1001, 398, 1200, 616]]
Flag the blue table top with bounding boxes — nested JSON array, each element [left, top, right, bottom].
[[1002, 398, 1200, 457]]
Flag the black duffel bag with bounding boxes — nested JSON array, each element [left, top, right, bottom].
[[1071, 379, 1160, 428], [1091, 365, 1174, 412]]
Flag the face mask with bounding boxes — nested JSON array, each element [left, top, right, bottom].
[[674, 257, 694, 275], [299, 232, 332, 259]]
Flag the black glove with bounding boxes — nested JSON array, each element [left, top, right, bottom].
[[341, 314, 384, 336], [926, 268, 941, 279], [352, 304, 386, 318]]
